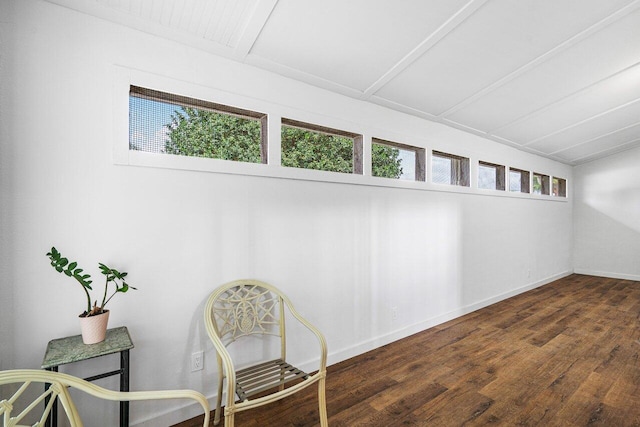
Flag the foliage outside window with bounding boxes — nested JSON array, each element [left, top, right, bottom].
[[478, 161, 505, 190], [509, 168, 530, 193], [532, 173, 550, 195], [372, 138, 425, 181], [553, 177, 567, 197], [432, 151, 470, 187], [129, 86, 267, 163], [281, 119, 363, 174]]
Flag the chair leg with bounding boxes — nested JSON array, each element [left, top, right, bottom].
[[224, 413, 234, 427], [318, 376, 328, 427], [214, 374, 223, 425]]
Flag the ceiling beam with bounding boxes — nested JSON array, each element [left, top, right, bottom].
[[550, 121, 640, 155], [437, 0, 640, 119], [361, 0, 489, 99], [234, 0, 279, 61], [571, 137, 640, 165], [524, 98, 640, 147], [487, 61, 640, 136]]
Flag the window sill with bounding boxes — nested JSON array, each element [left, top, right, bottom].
[[117, 151, 568, 201]]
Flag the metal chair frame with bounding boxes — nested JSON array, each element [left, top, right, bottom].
[[204, 279, 328, 426], [0, 369, 210, 427]]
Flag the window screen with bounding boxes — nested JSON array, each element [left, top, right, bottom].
[[432, 151, 470, 187], [478, 161, 505, 190], [129, 86, 267, 163], [372, 138, 425, 181], [281, 118, 362, 174]]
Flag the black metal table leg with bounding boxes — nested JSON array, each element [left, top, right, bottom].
[[120, 349, 130, 427]]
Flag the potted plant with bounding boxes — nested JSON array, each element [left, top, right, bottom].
[[46, 246, 137, 344]]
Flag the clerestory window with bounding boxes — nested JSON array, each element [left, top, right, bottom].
[[129, 86, 267, 164]]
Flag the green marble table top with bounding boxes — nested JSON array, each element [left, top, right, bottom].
[[42, 326, 134, 369]]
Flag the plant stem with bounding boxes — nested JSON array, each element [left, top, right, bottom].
[[101, 276, 108, 308], [82, 283, 92, 314], [103, 290, 117, 308]]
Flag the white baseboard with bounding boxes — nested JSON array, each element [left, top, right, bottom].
[[325, 270, 572, 367], [573, 269, 640, 282]]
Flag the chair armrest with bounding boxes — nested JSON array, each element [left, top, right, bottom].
[[1, 370, 210, 427]]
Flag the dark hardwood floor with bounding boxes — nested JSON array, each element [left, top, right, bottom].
[[174, 274, 640, 426]]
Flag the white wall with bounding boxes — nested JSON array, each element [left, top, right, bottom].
[[0, 1, 573, 425], [573, 146, 640, 281], [0, 0, 17, 374]]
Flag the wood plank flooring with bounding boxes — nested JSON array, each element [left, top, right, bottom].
[[174, 274, 640, 426]]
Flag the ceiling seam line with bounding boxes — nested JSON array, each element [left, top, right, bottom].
[[436, 0, 640, 118], [439, 118, 552, 156], [523, 98, 640, 147], [548, 122, 640, 155], [234, 0, 279, 60], [244, 55, 368, 99], [369, 96, 439, 120], [361, 0, 489, 99], [570, 138, 640, 164], [486, 61, 640, 136]]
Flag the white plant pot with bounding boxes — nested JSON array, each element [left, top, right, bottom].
[[79, 310, 110, 344]]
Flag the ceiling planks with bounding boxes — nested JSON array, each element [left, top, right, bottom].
[[44, 0, 640, 165]]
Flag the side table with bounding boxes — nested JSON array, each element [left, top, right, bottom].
[[41, 326, 134, 427]]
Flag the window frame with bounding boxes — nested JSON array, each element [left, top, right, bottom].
[[509, 167, 531, 194], [552, 177, 567, 197], [478, 161, 506, 191], [117, 72, 569, 202], [371, 138, 426, 182], [532, 172, 550, 195], [129, 85, 269, 164], [432, 150, 470, 187], [280, 118, 363, 174]]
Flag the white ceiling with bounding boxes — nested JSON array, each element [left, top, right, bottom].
[[47, 0, 640, 165]]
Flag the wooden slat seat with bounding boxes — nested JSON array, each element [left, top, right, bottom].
[[235, 358, 308, 401]]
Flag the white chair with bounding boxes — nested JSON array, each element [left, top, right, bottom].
[[204, 279, 328, 426], [0, 369, 210, 427]]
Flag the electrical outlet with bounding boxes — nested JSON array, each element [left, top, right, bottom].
[[191, 351, 204, 372]]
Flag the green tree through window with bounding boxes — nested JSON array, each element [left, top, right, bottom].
[[164, 105, 402, 178], [165, 107, 262, 163], [372, 143, 403, 179], [281, 126, 354, 174]]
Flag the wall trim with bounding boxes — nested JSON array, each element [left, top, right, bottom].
[[325, 270, 572, 367], [573, 269, 640, 282]]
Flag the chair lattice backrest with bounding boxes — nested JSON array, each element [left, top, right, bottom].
[[211, 283, 284, 346], [0, 369, 210, 427]]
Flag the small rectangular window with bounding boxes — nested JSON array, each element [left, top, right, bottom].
[[432, 151, 470, 187], [281, 119, 363, 174], [129, 86, 267, 163], [371, 138, 425, 181], [478, 161, 505, 190], [553, 177, 567, 197], [532, 173, 550, 195], [509, 168, 530, 193]]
